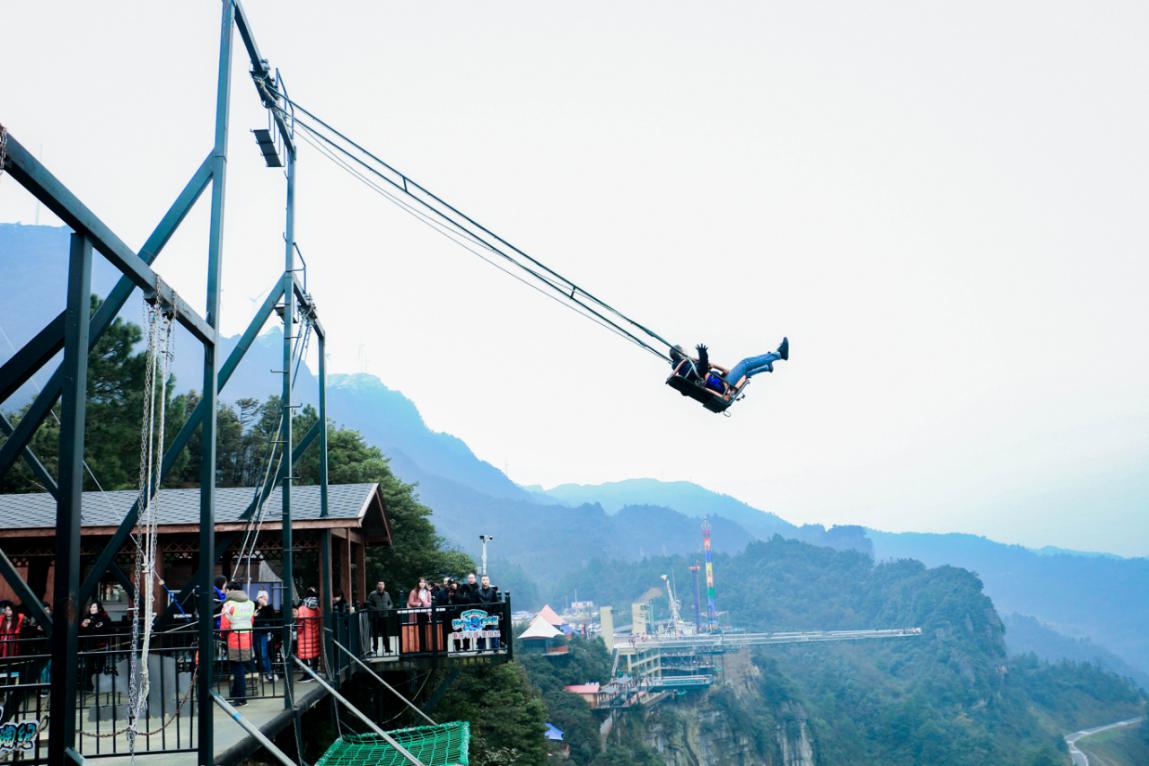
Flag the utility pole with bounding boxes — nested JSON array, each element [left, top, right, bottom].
[[479, 534, 494, 576]]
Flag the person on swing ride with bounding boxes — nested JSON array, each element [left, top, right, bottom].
[[669, 337, 790, 396]]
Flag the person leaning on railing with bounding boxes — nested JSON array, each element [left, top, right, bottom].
[[475, 576, 498, 605], [295, 587, 321, 681], [252, 590, 278, 682], [366, 581, 393, 656], [79, 601, 112, 692], [0, 601, 24, 659], [406, 579, 432, 652], [475, 576, 501, 650]]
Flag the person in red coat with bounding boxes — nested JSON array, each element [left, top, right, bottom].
[[0, 601, 24, 658], [294, 587, 321, 681]]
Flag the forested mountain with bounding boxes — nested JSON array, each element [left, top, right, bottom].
[[870, 531, 1149, 685], [556, 539, 1147, 765], [541, 475, 1149, 685], [1002, 613, 1149, 692]]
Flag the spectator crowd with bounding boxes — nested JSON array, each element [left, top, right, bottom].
[[0, 570, 505, 709]]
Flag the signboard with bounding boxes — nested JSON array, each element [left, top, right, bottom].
[[451, 608, 501, 638], [0, 719, 40, 751]]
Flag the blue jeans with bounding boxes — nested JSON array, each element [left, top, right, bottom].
[[254, 633, 273, 676], [725, 352, 781, 385], [230, 659, 249, 700]]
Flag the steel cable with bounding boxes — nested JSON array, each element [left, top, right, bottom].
[[261, 91, 674, 362], [290, 123, 670, 362]]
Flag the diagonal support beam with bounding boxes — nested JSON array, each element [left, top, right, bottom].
[[3, 137, 215, 344], [108, 560, 136, 601], [0, 154, 214, 479], [233, 0, 296, 151], [0, 317, 64, 407], [78, 280, 287, 604], [293, 274, 325, 338], [0, 412, 58, 498], [0, 549, 51, 629], [0, 378, 63, 485]]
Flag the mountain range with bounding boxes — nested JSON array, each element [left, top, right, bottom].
[[3, 222, 1146, 690]]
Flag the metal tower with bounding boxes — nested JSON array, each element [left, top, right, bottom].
[[702, 518, 718, 632]]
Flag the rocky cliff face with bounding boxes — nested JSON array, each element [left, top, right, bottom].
[[635, 649, 817, 766], [638, 695, 816, 766], [776, 703, 815, 766]]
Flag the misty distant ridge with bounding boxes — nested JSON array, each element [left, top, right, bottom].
[[863, 529, 1139, 562]]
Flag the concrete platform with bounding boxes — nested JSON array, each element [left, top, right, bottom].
[[79, 683, 329, 765]]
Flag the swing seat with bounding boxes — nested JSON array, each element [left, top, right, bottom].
[[666, 363, 744, 414]]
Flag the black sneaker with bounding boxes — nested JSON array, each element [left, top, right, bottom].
[[777, 337, 789, 361], [229, 698, 248, 707]]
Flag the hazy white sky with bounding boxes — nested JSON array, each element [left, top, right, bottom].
[[2, 1, 1147, 555]]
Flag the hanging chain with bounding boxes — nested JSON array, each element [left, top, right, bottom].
[[128, 304, 158, 753], [128, 298, 174, 756]]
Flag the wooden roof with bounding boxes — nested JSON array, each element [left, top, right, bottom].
[[0, 483, 391, 544]]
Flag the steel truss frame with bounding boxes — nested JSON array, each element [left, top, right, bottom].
[[0, 1, 329, 762]]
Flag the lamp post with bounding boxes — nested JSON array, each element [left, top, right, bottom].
[[479, 535, 494, 576]]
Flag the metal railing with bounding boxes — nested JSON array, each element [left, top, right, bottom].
[[0, 636, 50, 763], [0, 621, 304, 762], [0, 601, 513, 763], [334, 599, 512, 666]]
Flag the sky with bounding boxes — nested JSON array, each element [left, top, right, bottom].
[[1, 1, 1147, 556]]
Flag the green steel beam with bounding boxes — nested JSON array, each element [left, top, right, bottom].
[[0, 317, 63, 407], [199, 0, 236, 758], [233, 0, 295, 149], [0, 548, 51, 630], [279, 136, 298, 711], [0, 412, 58, 498], [0, 153, 214, 474], [318, 333, 329, 520], [48, 233, 91, 765], [1, 136, 215, 345], [107, 560, 136, 602]]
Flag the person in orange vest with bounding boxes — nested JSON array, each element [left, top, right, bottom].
[[294, 587, 321, 681], [220, 587, 256, 705]]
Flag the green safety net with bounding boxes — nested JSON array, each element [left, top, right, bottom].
[[315, 722, 470, 766]]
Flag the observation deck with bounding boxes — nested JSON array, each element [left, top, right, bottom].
[[0, 603, 511, 764]]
